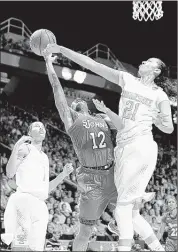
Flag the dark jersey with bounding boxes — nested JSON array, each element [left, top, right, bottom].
[[68, 114, 114, 167], [162, 212, 177, 240]]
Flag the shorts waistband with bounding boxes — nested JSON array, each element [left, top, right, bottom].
[[16, 187, 46, 201], [82, 161, 114, 171]]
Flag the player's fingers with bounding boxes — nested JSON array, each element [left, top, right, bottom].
[[22, 136, 32, 142]]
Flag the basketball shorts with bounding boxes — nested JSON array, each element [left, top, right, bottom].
[[76, 165, 117, 225], [114, 135, 158, 205], [3, 192, 49, 251], [165, 238, 177, 251]]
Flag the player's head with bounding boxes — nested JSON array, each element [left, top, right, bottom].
[[28, 121, 46, 142], [138, 58, 166, 79], [166, 196, 177, 211], [71, 98, 89, 113]]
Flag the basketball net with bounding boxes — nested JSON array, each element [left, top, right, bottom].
[[133, 1, 164, 22]]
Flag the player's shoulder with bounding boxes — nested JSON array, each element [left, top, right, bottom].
[[121, 71, 136, 80], [42, 151, 49, 160], [154, 87, 169, 104]]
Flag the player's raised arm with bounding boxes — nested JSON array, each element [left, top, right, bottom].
[[6, 136, 31, 178], [49, 163, 74, 193], [44, 53, 73, 131], [44, 44, 125, 88], [92, 99, 124, 130], [153, 90, 174, 134]]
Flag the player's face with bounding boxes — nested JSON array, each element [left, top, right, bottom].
[[138, 58, 161, 77], [167, 198, 177, 211], [29, 122, 46, 141], [71, 100, 89, 113]]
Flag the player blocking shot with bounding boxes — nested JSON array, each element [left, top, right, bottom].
[[43, 52, 125, 251], [45, 43, 174, 251], [1, 122, 74, 251]]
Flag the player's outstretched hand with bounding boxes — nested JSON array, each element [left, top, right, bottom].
[[92, 99, 108, 113], [63, 163, 74, 177], [15, 135, 32, 148], [44, 43, 61, 55]]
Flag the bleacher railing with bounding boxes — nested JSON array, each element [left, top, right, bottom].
[[83, 43, 126, 70], [0, 17, 32, 38]]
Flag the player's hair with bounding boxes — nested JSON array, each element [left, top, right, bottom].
[[71, 98, 85, 111], [73, 98, 85, 103], [71, 98, 93, 114], [154, 60, 169, 92]]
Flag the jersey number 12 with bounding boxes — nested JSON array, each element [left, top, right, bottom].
[[90, 131, 106, 149]]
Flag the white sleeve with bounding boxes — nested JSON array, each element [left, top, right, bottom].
[[120, 71, 136, 91], [156, 90, 170, 108]]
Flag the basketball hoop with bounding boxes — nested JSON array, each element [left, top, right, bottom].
[[132, 1, 164, 22]]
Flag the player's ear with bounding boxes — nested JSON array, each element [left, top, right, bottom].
[[154, 68, 161, 76]]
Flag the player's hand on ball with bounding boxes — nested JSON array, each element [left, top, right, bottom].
[[92, 99, 108, 113], [63, 163, 74, 177], [45, 43, 61, 55], [15, 135, 32, 148]]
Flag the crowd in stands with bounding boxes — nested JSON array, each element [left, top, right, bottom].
[[0, 100, 177, 250]]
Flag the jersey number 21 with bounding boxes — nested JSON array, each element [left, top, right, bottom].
[[123, 100, 140, 121]]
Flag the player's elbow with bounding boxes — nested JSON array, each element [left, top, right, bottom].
[[166, 126, 174, 134], [161, 125, 174, 134]]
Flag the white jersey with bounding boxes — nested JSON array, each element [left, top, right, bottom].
[[16, 144, 49, 201], [116, 72, 170, 146]]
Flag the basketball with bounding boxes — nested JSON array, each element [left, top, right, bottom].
[[30, 29, 56, 56]]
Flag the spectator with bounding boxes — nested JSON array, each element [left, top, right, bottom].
[[141, 210, 151, 224], [48, 231, 62, 244], [65, 191, 74, 204], [60, 203, 72, 217], [53, 209, 66, 224], [46, 223, 55, 239], [93, 219, 108, 241], [151, 217, 160, 236], [49, 209, 54, 222], [154, 209, 162, 225], [149, 209, 156, 218], [62, 217, 75, 240]]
